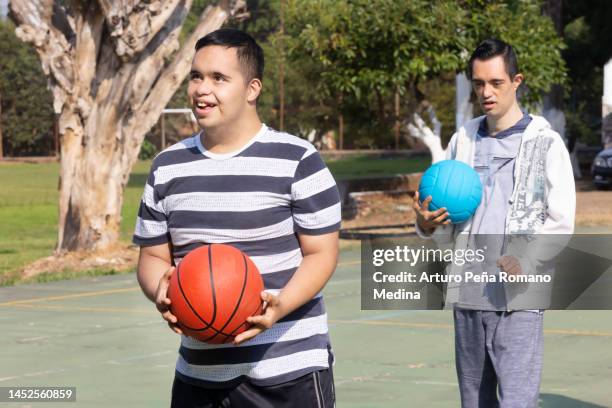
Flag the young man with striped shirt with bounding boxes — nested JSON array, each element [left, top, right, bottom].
[[133, 28, 341, 407]]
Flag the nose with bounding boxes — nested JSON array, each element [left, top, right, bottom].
[[195, 77, 213, 96], [482, 83, 494, 99]]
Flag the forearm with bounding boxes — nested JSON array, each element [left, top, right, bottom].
[[137, 251, 172, 302], [276, 247, 338, 318]]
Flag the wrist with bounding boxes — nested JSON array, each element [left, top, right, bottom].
[[274, 291, 295, 321], [416, 218, 434, 235]]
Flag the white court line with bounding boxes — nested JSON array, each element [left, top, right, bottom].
[[0, 350, 175, 382]]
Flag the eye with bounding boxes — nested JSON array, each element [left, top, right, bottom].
[[189, 72, 202, 81], [213, 73, 225, 82]]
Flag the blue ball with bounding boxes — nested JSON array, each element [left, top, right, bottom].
[[418, 160, 482, 224]]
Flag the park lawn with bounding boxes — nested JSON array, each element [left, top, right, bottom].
[[326, 154, 429, 179], [0, 161, 151, 284], [0, 155, 429, 284]]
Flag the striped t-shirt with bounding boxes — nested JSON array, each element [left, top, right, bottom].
[[133, 124, 341, 387]]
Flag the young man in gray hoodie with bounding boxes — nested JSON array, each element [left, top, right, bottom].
[[414, 39, 575, 407]]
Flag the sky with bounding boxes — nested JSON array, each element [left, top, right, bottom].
[[0, 0, 8, 20]]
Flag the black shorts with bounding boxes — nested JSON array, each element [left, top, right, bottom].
[[170, 368, 335, 408]]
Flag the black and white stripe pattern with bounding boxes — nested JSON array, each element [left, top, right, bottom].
[[133, 124, 341, 386]]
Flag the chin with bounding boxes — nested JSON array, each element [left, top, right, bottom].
[[197, 117, 220, 130], [483, 107, 501, 117]]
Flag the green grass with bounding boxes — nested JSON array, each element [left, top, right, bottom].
[[0, 162, 60, 279], [327, 155, 429, 180], [0, 161, 152, 282], [0, 156, 429, 284]]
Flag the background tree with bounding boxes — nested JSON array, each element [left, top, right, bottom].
[[281, 0, 566, 149], [132, 0, 612, 156], [563, 0, 612, 146], [9, 0, 247, 252], [284, 0, 467, 149], [0, 19, 54, 156]]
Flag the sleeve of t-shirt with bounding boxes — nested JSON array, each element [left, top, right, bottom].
[[132, 160, 171, 247], [291, 147, 341, 235]]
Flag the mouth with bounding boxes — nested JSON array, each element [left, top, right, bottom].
[[193, 101, 217, 116], [482, 101, 496, 111]]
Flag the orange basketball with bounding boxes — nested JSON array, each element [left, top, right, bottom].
[[167, 244, 264, 344]]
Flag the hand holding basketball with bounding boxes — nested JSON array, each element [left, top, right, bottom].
[[155, 266, 183, 335], [234, 291, 283, 345], [413, 191, 450, 234], [167, 244, 265, 344]]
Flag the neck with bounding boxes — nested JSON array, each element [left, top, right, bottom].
[[202, 111, 262, 154], [486, 103, 523, 136]]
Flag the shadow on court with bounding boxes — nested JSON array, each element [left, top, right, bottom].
[[540, 394, 608, 408], [0, 245, 611, 407]]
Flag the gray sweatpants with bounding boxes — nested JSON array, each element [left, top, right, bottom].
[[454, 310, 544, 408]]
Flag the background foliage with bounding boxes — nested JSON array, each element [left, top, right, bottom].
[[0, 19, 55, 156], [2, 0, 610, 155]]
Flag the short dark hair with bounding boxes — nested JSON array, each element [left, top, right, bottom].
[[195, 28, 264, 82], [467, 38, 519, 80]]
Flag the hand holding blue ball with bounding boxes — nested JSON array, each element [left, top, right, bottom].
[[417, 160, 483, 224]]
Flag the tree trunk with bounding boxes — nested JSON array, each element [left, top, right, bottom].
[[394, 89, 400, 150], [375, 89, 386, 124], [455, 72, 473, 131], [53, 114, 59, 157], [405, 100, 445, 163], [10, 0, 246, 252], [339, 113, 344, 150], [338, 93, 344, 149]]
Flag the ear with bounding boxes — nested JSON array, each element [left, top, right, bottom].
[[247, 78, 262, 103], [512, 73, 524, 90]]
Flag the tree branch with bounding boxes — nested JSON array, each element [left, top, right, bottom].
[[10, 0, 76, 113], [96, 0, 188, 60], [125, 2, 191, 111]]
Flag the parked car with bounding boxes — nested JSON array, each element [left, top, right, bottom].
[[592, 148, 612, 189]]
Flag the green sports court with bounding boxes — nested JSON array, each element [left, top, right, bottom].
[[1, 245, 611, 408]]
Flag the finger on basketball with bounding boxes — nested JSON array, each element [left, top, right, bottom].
[[161, 309, 178, 323], [263, 292, 279, 306], [155, 276, 171, 305], [155, 294, 171, 308], [159, 266, 174, 287], [155, 297, 167, 312], [155, 302, 166, 314], [234, 327, 262, 344], [247, 314, 265, 325], [167, 322, 183, 335], [166, 266, 176, 276]]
